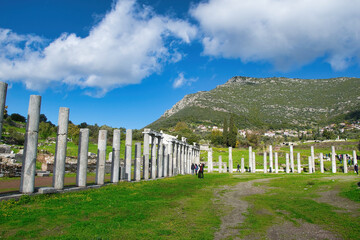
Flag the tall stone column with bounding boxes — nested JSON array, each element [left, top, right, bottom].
[[77, 128, 89, 187], [353, 150, 357, 167], [343, 154, 348, 173], [269, 145, 273, 173], [134, 142, 141, 181], [172, 141, 177, 175], [297, 153, 301, 173], [125, 129, 132, 181], [177, 142, 181, 175], [320, 153, 324, 173], [143, 129, 150, 180], [208, 148, 213, 172], [111, 129, 121, 183], [331, 146, 336, 173], [20, 95, 41, 194], [157, 136, 163, 178], [168, 142, 173, 177], [308, 156, 313, 173], [151, 135, 157, 179], [229, 147, 233, 173], [263, 152, 267, 173], [285, 153, 290, 173], [241, 158, 245, 173], [96, 130, 107, 185], [163, 143, 168, 177], [53, 107, 70, 190], [0, 82, 8, 141], [248, 146, 252, 172], [274, 152, 279, 173], [252, 152, 256, 173], [290, 145, 294, 173], [311, 146, 315, 173], [219, 155, 222, 173]]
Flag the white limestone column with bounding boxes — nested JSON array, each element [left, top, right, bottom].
[[297, 153, 301, 173], [308, 156, 313, 174], [208, 148, 213, 173], [252, 152, 256, 173], [248, 146, 252, 172], [311, 146, 315, 173], [96, 130, 107, 185], [353, 150, 357, 166], [168, 142, 173, 177], [20, 95, 41, 194], [219, 155, 222, 173], [134, 142, 141, 181], [224, 162, 227, 173], [320, 153, 324, 173], [331, 146, 336, 173], [229, 147, 233, 173], [285, 153, 290, 173], [125, 129, 132, 181], [290, 145, 294, 173], [157, 136, 163, 178], [173, 141, 177, 175], [143, 129, 150, 180], [151, 135, 157, 179], [343, 154, 348, 173], [0, 82, 7, 141], [111, 129, 121, 183], [241, 158, 245, 173], [163, 143, 168, 177], [77, 128, 89, 187], [53, 107, 70, 190], [269, 145, 273, 173], [274, 152, 279, 173], [263, 152, 267, 173], [177, 143, 181, 175]]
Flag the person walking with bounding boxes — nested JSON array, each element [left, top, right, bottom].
[[198, 163, 204, 179], [355, 163, 359, 175], [195, 164, 198, 175], [237, 163, 240, 172], [191, 163, 195, 175]]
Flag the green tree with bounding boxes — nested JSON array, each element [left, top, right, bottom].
[[223, 117, 228, 146], [228, 115, 237, 147], [211, 130, 223, 146], [10, 113, 26, 122], [68, 123, 80, 144], [39, 122, 55, 140], [174, 122, 189, 132]]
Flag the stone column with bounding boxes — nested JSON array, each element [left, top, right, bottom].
[[177, 142, 181, 175], [311, 146, 315, 173], [241, 158, 245, 173], [248, 146, 252, 172], [111, 129, 121, 183], [96, 130, 107, 185], [172, 141, 177, 175], [208, 148, 213, 172], [151, 135, 157, 179], [320, 153, 324, 173], [134, 142, 141, 181], [163, 143, 168, 177], [285, 153, 290, 173], [229, 147, 233, 173], [157, 136, 163, 178], [219, 155, 222, 173], [143, 129, 150, 180], [343, 154, 348, 173], [290, 145, 294, 173], [125, 129, 132, 181], [263, 152, 267, 173], [76, 128, 89, 187], [353, 150, 357, 167], [53, 107, 70, 190], [274, 152, 278, 173], [308, 156, 313, 173], [0, 82, 7, 141], [168, 142, 173, 177], [20, 95, 41, 194], [269, 145, 273, 173], [297, 153, 301, 173], [331, 146, 336, 173], [252, 152, 256, 173], [224, 162, 227, 173]]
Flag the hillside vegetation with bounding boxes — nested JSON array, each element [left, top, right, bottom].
[[148, 77, 360, 130]]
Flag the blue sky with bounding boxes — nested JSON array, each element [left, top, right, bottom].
[[0, 0, 359, 129]]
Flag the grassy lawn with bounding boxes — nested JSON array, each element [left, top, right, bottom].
[[0, 173, 359, 239]]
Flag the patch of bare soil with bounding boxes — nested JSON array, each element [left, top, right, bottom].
[[213, 178, 271, 240], [267, 220, 342, 240]]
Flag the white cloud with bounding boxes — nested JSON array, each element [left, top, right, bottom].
[[0, 0, 197, 96], [173, 72, 198, 88], [191, 0, 360, 71]]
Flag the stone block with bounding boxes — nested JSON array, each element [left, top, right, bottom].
[[38, 187, 57, 194]]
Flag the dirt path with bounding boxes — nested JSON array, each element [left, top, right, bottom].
[[213, 178, 271, 240]]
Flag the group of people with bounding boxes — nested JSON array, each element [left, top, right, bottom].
[[191, 163, 205, 178]]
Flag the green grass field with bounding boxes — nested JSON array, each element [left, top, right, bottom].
[[0, 173, 359, 239]]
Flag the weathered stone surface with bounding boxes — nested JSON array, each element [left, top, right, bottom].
[[208, 148, 213, 172], [125, 129, 132, 181], [263, 152, 267, 173], [269, 145, 273, 173], [331, 146, 336, 173], [0, 82, 7, 141], [297, 152, 301, 173], [320, 153, 324, 173], [274, 152, 279, 173], [219, 155, 222, 173], [77, 128, 89, 187], [111, 129, 121, 183], [38, 187, 57, 194], [248, 146, 252, 172], [285, 153, 290, 173], [229, 147, 233, 173], [134, 142, 141, 181], [0, 144, 11, 153], [143, 130, 150, 180], [95, 130, 107, 185]]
